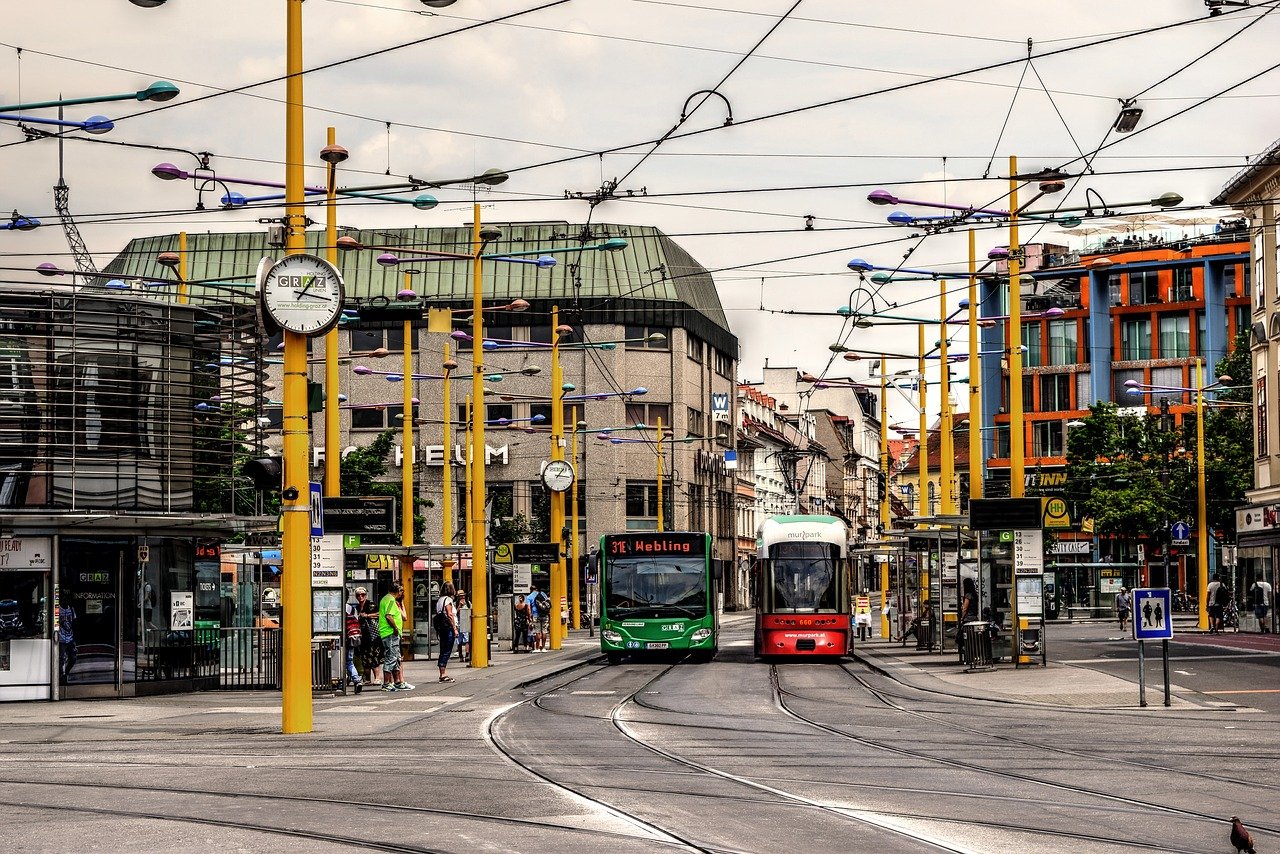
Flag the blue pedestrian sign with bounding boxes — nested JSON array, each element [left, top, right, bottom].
[[1132, 588, 1173, 640], [1170, 521, 1190, 546]]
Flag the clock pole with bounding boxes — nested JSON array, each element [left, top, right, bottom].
[[549, 305, 567, 650]]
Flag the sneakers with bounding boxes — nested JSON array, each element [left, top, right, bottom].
[[354, 681, 363, 695], [382, 683, 397, 692], [395, 682, 415, 691]]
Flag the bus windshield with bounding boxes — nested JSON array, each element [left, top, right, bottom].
[[768, 542, 837, 611], [605, 557, 707, 618]]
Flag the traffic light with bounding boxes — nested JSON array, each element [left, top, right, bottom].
[[242, 457, 283, 492]]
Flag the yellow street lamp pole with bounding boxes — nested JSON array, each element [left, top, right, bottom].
[[1008, 155, 1026, 499], [280, 0, 311, 735], [322, 128, 344, 498], [939, 281, 955, 516], [656, 416, 665, 532], [400, 285, 415, 652], [441, 340, 455, 588], [879, 359, 890, 639], [571, 404, 581, 630], [549, 306, 567, 650], [917, 326, 928, 519], [468, 205, 490, 668], [968, 229, 982, 502], [1195, 357, 1209, 632]]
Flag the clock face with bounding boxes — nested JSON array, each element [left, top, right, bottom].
[[541, 459, 575, 492], [261, 254, 345, 336]]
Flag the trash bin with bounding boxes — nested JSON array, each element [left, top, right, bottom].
[[961, 621, 993, 671], [915, 619, 934, 651]]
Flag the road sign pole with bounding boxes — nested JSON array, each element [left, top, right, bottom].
[[1138, 639, 1147, 708], [1162, 639, 1171, 707]]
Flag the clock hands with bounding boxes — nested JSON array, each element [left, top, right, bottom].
[[293, 290, 334, 301]]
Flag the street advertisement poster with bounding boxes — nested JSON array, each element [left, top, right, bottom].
[[170, 591, 194, 630], [1016, 577, 1043, 616], [312, 588, 343, 635]]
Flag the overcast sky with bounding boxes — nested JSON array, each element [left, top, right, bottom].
[[5, 1, 1278, 429]]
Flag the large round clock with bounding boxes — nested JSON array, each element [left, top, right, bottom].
[[260, 253, 345, 336], [541, 459, 576, 493]]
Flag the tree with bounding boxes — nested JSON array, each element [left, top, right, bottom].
[[340, 429, 425, 542], [1185, 332, 1253, 538]]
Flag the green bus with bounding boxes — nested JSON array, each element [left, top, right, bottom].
[[599, 531, 718, 664]]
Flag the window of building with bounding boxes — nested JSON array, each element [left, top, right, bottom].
[[1129, 270, 1160, 305], [349, 325, 406, 354], [1257, 376, 1268, 457], [1120, 319, 1151, 360], [625, 325, 669, 350], [993, 425, 1010, 458], [625, 402, 672, 429], [1196, 311, 1206, 356], [1021, 322, 1042, 367], [489, 483, 516, 521], [688, 483, 705, 531], [1048, 319, 1077, 365], [485, 404, 514, 426], [687, 407, 704, 436], [625, 480, 667, 530], [1224, 263, 1238, 298], [714, 350, 733, 377], [1039, 374, 1071, 411], [1172, 268, 1194, 302], [1235, 304, 1250, 340], [1254, 235, 1265, 310], [1076, 370, 1092, 409], [1107, 275, 1122, 307], [1033, 420, 1064, 457], [686, 335, 703, 362], [1159, 315, 1190, 358], [351, 404, 405, 430], [1113, 369, 1142, 403]]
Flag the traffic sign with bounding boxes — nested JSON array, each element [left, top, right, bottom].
[[309, 482, 324, 537], [1132, 588, 1173, 640], [1170, 521, 1190, 546]]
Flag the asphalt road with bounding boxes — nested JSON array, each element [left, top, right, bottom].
[[1049, 619, 1280, 713], [0, 614, 1274, 853]]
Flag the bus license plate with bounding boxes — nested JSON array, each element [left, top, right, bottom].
[[646, 642, 669, 650]]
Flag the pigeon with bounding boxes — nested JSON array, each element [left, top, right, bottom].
[[1231, 816, 1256, 854]]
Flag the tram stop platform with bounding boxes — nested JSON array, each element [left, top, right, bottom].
[[850, 631, 1240, 712]]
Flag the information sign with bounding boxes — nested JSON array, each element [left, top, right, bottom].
[[1170, 521, 1190, 547], [513, 565, 532, 594], [310, 534, 344, 588], [170, 591, 194, 630], [1132, 588, 1173, 640], [1013, 529, 1044, 575], [309, 482, 324, 537]]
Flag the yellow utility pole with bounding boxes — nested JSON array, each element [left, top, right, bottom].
[[400, 298, 415, 654], [939, 278, 955, 516], [656, 416, 665, 532], [917, 326, 928, 519], [571, 405, 581, 630], [441, 338, 455, 588], [1008, 155, 1025, 498], [549, 306, 567, 650], [280, 0, 312, 734], [323, 128, 342, 498], [1195, 357, 1209, 632], [879, 360, 890, 639], [968, 230, 982, 502], [468, 206, 490, 668]]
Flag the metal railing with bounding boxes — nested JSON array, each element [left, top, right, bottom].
[[218, 626, 281, 689]]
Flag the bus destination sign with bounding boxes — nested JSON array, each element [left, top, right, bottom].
[[605, 532, 706, 557]]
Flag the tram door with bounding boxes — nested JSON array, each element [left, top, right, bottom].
[[61, 541, 135, 698]]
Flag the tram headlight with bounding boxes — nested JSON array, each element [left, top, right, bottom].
[[690, 628, 712, 643], [602, 630, 623, 644]]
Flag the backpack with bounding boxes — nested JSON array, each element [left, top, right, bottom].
[[345, 614, 362, 646], [433, 598, 452, 635], [535, 592, 551, 615], [1214, 584, 1231, 606]]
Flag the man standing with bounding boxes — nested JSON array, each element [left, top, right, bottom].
[[1250, 577, 1272, 633], [1206, 574, 1226, 634], [378, 583, 415, 692], [526, 584, 549, 652], [1115, 588, 1132, 632]]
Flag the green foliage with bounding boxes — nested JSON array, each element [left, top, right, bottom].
[[339, 429, 425, 542], [1065, 334, 1253, 541], [489, 487, 534, 545]]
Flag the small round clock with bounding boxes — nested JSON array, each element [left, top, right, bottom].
[[541, 459, 576, 492], [260, 253, 345, 336]]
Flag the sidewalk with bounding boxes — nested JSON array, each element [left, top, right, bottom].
[[851, 636, 1234, 711], [0, 630, 604, 739]]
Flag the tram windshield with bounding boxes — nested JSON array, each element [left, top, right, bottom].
[[767, 542, 838, 611], [605, 557, 707, 618]]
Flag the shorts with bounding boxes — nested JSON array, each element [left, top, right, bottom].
[[381, 634, 402, 671], [536, 616, 550, 633], [1255, 605, 1270, 621], [458, 632, 470, 645]]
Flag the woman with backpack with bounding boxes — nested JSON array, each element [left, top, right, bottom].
[[435, 582, 458, 683]]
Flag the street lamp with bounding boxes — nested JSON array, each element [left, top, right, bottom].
[[0, 80, 178, 113]]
